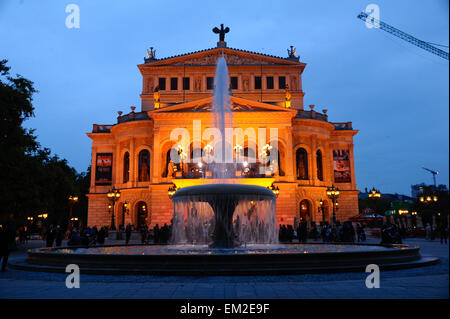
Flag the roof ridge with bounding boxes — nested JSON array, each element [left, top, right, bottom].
[[145, 47, 292, 63]]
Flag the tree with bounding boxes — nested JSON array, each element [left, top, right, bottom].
[[0, 60, 89, 228]]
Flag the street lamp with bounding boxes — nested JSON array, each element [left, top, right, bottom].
[[168, 184, 178, 199], [368, 187, 381, 214], [269, 183, 280, 198], [326, 185, 340, 224], [419, 194, 438, 203], [107, 187, 121, 230], [38, 213, 48, 219], [68, 195, 79, 229]]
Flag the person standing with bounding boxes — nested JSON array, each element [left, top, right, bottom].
[[125, 224, 132, 245], [141, 225, 148, 244], [1, 226, 10, 271], [97, 227, 106, 245], [425, 223, 431, 240], [439, 224, 448, 245], [153, 224, 160, 244], [55, 225, 64, 247], [45, 225, 55, 247]]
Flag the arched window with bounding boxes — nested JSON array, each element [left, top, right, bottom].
[[138, 150, 150, 182], [296, 148, 308, 180], [123, 152, 130, 183], [316, 150, 323, 181]]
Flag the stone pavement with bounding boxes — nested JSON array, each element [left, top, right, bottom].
[[0, 238, 448, 299]]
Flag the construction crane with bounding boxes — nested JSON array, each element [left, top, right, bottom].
[[422, 166, 439, 188], [357, 11, 449, 60]]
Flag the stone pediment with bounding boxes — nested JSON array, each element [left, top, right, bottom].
[[172, 53, 274, 66], [150, 96, 297, 114], [140, 47, 303, 67]]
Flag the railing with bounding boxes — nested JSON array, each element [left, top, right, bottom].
[[295, 110, 328, 122], [332, 122, 353, 130], [117, 111, 150, 124], [92, 124, 113, 133]]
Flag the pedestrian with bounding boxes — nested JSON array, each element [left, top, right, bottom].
[[55, 225, 64, 247], [141, 225, 148, 244], [425, 223, 431, 240], [45, 225, 55, 247], [153, 224, 160, 243], [125, 224, 132, 244], [0, 223, 15, 272], [97, 227, 106, 245], [439, 224, 448, 245]]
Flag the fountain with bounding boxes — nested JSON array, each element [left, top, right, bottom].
[[170, 56, 278, 248], [14, 57, 439, 276]]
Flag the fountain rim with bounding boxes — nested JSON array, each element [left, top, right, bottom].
[[172, 183, 276, 199]]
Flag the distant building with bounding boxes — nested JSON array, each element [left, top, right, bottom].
[[411, 183, 448, 198]]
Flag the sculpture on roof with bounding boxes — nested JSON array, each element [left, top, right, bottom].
[[287, 46, 297, 58], [147, 47, 156, 59], [213, 24, 230, 42], [213, 24, 230, 47]]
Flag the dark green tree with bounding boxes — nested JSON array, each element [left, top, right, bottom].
[[0, 60, 89, 228]]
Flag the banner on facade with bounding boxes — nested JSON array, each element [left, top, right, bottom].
[[333, 150, 351, 183], [95, 153, 113, 185]]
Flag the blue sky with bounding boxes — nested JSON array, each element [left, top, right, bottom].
[[0, 0, 448, 195]]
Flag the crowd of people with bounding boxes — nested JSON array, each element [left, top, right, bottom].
[[1, 216, 448, 273], [279, 221, 366, 243]]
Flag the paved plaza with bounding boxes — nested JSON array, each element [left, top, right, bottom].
[[0, 237, 448, 299]]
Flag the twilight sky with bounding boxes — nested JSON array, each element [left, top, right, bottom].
[[0, 0, 448, 195]]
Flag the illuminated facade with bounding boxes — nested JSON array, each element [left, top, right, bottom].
[[86, 39, 359, 228]]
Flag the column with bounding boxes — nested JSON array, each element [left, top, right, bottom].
[[130, 137, 136, 187], [285, 126, 295, 181], [152, 127, 161, 183]]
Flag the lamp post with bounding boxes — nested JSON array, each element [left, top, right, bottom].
[[68, 195, 79, 229], [107, 188, 121, 230], [368, 187, 381, 215], [418, 192, 438, 226], [269, 183, 280, 198], [326, 185, 340, 225], [168, 184, 178, 199], [419, 194, 438, 203]]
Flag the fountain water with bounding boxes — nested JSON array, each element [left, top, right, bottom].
[[170, 57, 278, 248]]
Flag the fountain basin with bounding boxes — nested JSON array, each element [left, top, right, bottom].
[[12, 243, 439, 276]]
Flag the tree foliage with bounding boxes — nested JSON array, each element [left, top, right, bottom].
[[0, 59, 89, 227]]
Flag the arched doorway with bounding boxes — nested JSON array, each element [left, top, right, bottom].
[[299, 199, 311, 222], [136, 201, 148, 228]]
